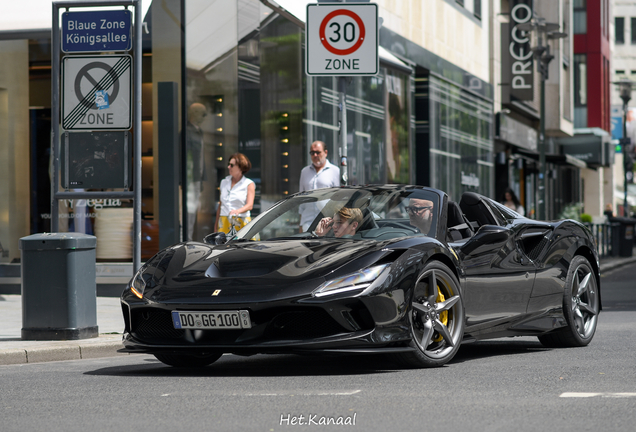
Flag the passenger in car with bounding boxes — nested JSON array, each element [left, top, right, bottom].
[[315, 207, 363, 238], [406, 199, 434, 234]]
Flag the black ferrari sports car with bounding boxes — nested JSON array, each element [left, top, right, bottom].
[[120, 185, 601, 368]]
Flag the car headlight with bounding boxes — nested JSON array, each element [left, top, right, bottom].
[[129, 269, 146, 299], [312, 264, 390, 297]]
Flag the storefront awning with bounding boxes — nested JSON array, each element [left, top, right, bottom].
[[546, 153, 588, 169], [557, 129, 614, 168], [512, 146, 587, 168]]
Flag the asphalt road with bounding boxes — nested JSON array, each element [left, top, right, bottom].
[[1, 265, 634, 432]]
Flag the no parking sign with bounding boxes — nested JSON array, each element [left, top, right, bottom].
[[306, 3, 378, 75]]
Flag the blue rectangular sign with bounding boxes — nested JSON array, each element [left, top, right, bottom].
[[62, 10, 132, 53], [611, 116, 623, 140]]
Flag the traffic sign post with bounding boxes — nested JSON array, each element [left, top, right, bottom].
[[306, 2, 378, 185], [51, 0, 143, 273], [62, 55, 132, 130]]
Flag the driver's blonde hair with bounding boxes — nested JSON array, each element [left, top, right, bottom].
[[337, 207, 363, 226]]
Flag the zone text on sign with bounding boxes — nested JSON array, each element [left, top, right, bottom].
[[325, 58, 360, 70]]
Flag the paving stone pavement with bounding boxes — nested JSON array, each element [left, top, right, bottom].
[[1, 253, 635, 365]]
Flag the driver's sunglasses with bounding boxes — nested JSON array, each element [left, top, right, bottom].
[[405, 205, 432, 214], [309, 151, 323, 156]]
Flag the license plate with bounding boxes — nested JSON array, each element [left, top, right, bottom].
[[171, 310, 251, 330]]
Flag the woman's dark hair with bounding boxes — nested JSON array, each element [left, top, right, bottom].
[[229, 152, 251, 174], [504, 188, 521, 207]]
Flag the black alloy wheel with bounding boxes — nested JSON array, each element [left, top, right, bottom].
[[396, 261, 465, 368]]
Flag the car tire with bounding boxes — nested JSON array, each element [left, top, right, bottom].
[[395, 261, 465, 368], [538, 255, 600, 348], [154, 352, 222, 367]]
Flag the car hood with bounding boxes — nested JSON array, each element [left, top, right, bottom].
[[143, 239, 392, 303]]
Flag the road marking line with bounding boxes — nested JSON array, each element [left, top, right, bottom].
[[560, 392, 636, 398], [238, 390, 362, 397]]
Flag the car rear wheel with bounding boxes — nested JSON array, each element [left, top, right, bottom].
[[538, 255, 600, 348], [395, 261, 464, 368], [154, 352, 222, 367]]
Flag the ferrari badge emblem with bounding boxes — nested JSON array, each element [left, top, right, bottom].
[[212, 290, 222, 296]]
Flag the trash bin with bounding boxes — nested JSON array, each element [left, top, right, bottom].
[[610, 217, 636, 257], [20, 233, 98, 340], [609, 221, 621, 257]]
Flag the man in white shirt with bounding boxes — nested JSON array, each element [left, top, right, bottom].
[[298, 140, 341, 231]]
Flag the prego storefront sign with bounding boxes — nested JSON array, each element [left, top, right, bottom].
[[509, 0, 534, 101]]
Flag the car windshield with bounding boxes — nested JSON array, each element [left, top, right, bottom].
[[233, 187, 441, 242]]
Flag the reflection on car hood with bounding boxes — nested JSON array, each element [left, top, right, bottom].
[[159, 239, 384, 286]]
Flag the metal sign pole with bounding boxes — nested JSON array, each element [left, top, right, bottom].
[[51, 3, 61, 232], [132, 0, 142, 272], [338, 76, 348, 186], [52, 0, 142, 272]]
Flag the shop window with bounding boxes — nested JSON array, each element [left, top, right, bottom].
[[423, 75, 493, 201], [304, 71, 390, 187]]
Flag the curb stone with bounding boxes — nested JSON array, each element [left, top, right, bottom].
[[0, 336, 125, 366]]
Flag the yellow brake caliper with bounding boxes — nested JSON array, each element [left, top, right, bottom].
[[433, 284, 448, 342]]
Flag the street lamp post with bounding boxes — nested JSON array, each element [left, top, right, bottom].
[[518, 18, 567, 221], [613, 78, 633, 216]]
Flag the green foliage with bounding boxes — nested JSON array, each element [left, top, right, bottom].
[[558, 202, 583, 221], [580, 213, 593, 223]]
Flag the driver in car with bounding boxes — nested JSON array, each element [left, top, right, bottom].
[[406, 199, 434, 234], [315, 207, 363, 238]]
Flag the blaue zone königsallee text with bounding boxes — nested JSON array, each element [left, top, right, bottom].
[[62, 10, 132, 52]]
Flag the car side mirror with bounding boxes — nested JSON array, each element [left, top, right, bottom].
[[203, 232, 227, 245], [461, 225, 510, 255]]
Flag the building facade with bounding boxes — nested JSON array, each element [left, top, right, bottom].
[[610, 0, 636, 215], [493, 0, 582, 220], [567, 0, 614, 220]]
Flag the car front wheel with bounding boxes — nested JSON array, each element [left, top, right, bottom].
[[395, 261, 465, 368]]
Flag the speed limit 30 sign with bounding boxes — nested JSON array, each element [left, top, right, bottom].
[[306, 3, 378, 76]]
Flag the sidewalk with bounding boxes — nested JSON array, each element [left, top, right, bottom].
[[1, 254, 635, 366], [0, 295, 128, 365]]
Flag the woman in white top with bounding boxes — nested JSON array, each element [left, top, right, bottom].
[[215, 153, 256, 234]]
